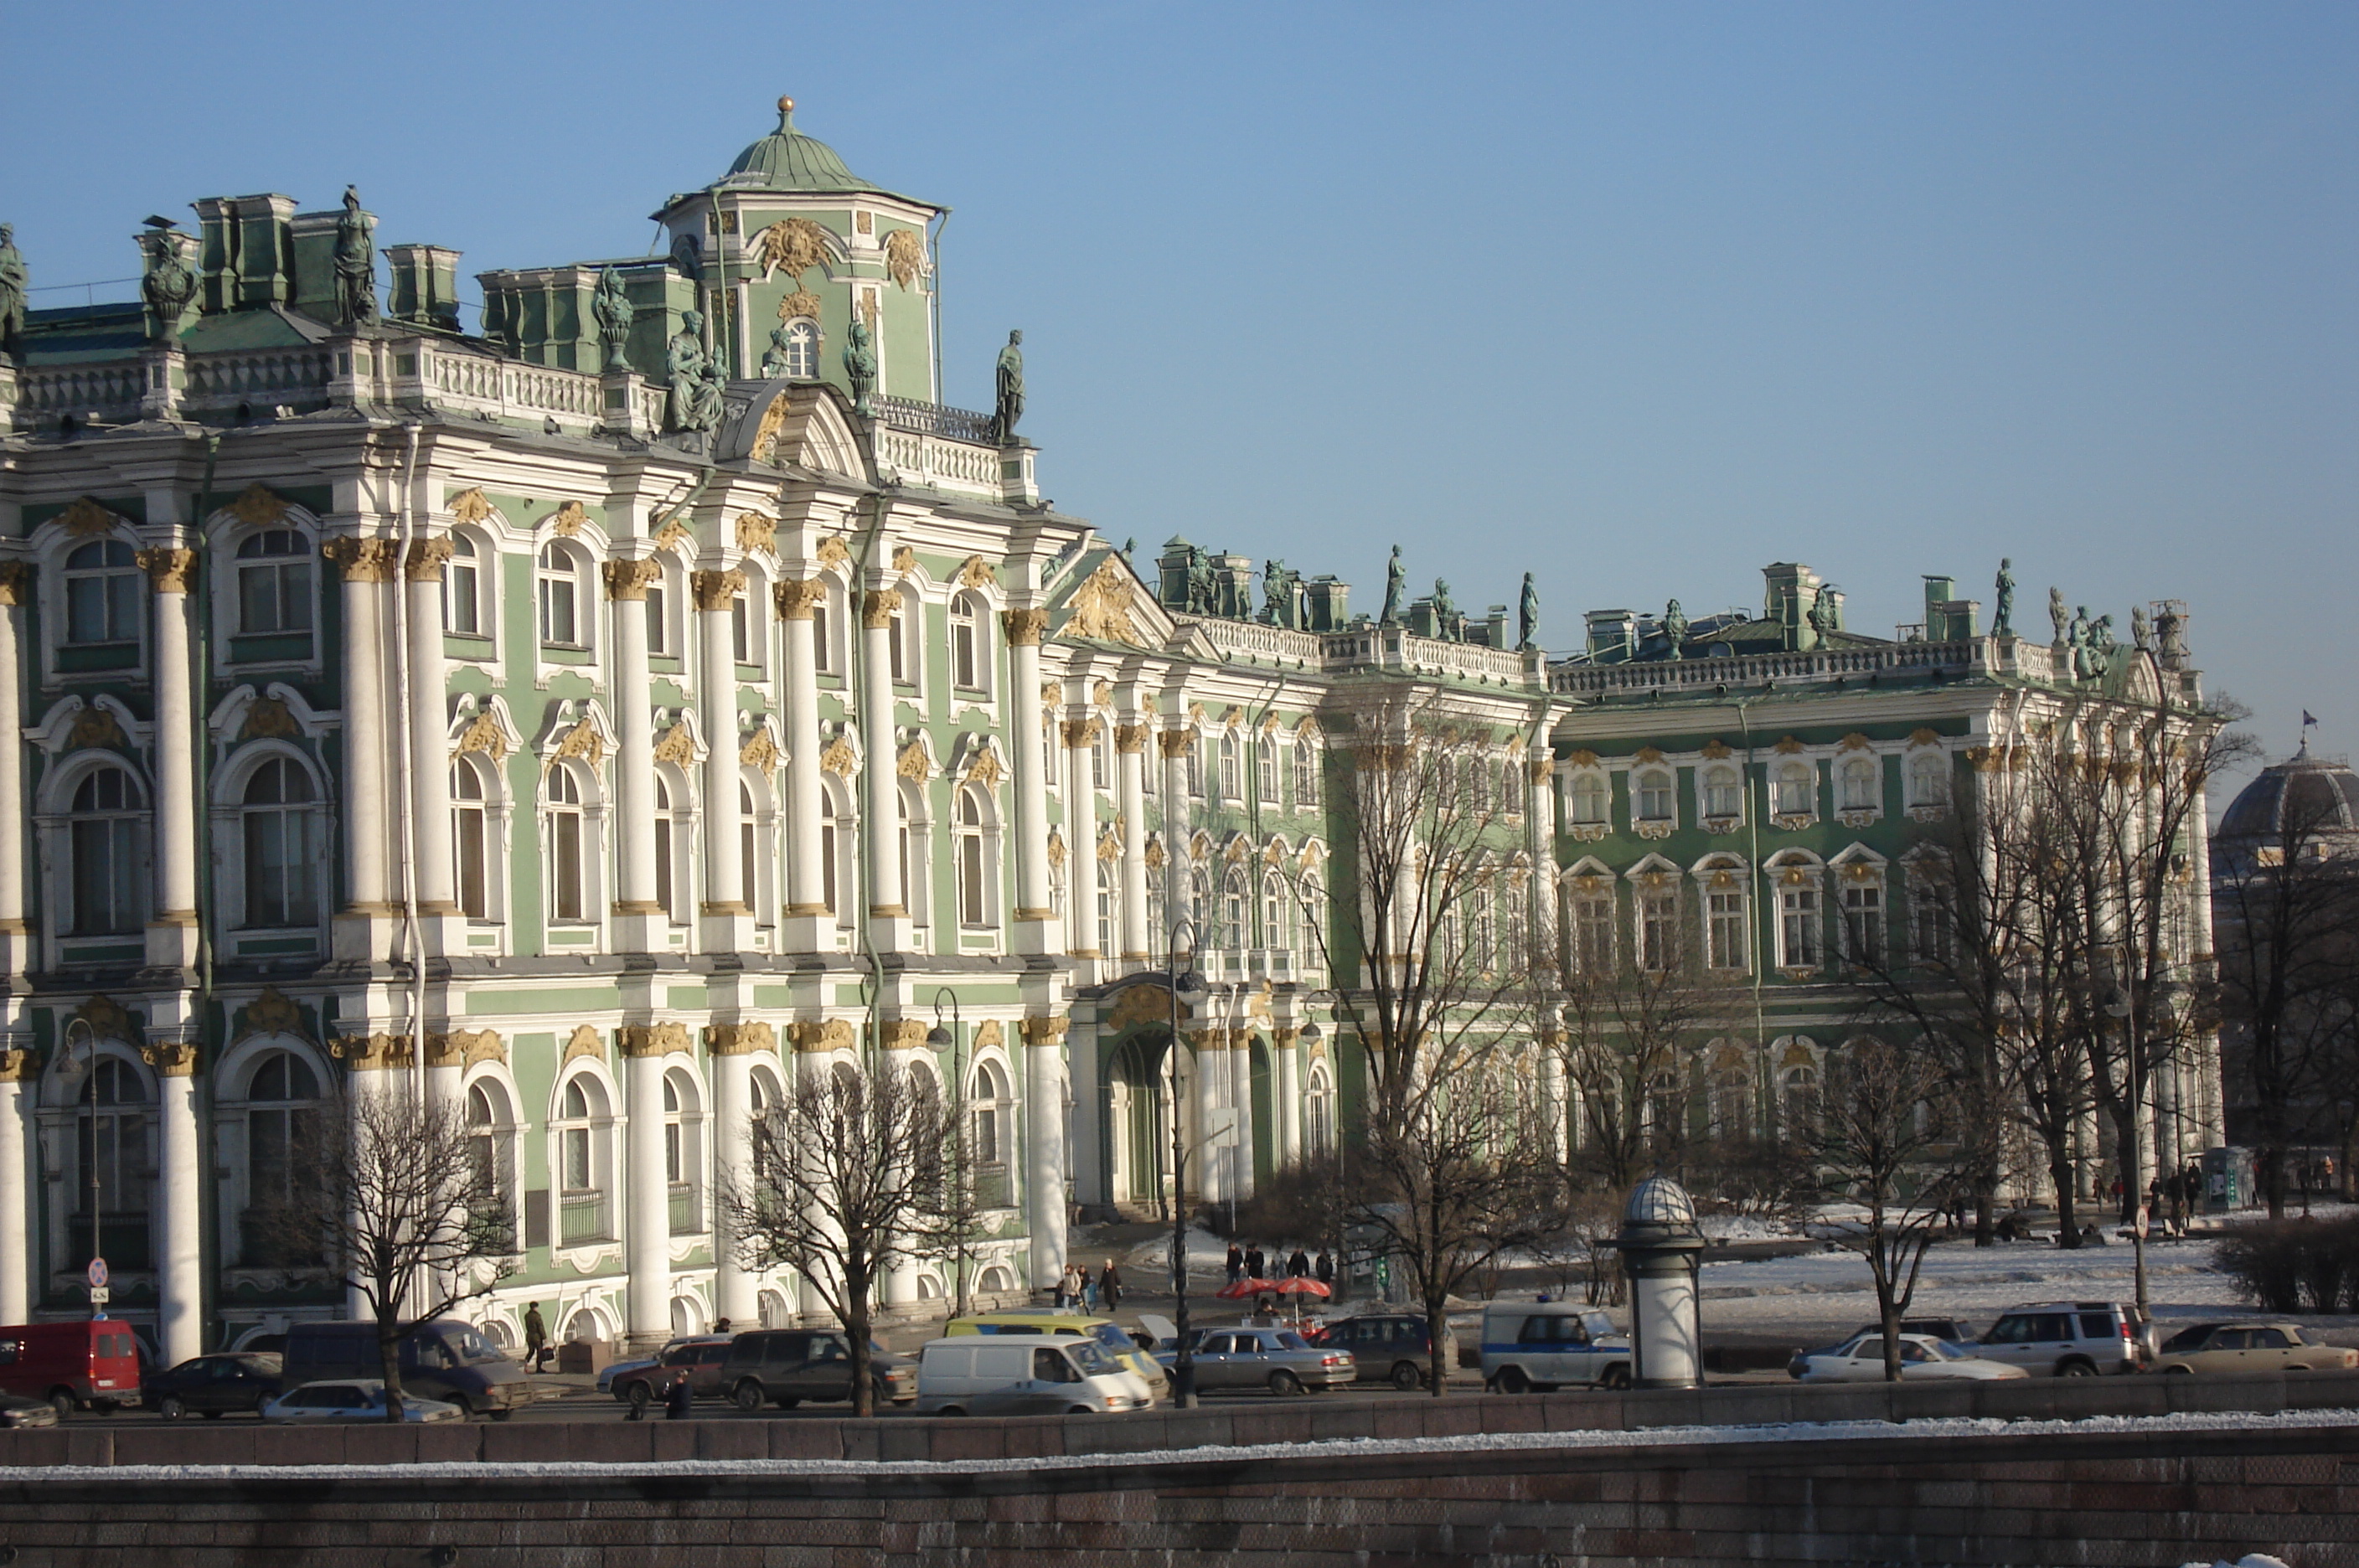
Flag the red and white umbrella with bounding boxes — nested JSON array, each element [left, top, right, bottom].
[[1272, 1277, 1332, 1298], [1214, 1277, 1278, 1300]]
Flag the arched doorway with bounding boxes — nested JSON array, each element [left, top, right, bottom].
[[1107, 1032, 1169, 1215]]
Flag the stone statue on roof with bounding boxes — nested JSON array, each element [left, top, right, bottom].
[[994, 329, 1025, 442], [842, 315, 878, 416], [2048, 586, 2068, 645], [0, 224, 23, 359], [1993, 558, 2016, 637], [333, 186, 377, 327], [591, 267, 634, 371], [1807, 585, 1839, 639], [2130, 604, 2151, 653], [1381, 546, 1407, 627], [1432, 579, 1458, 641], [1518, 573, 1540, 652], [1661, 598, 1689, 661], [1185, 544, 1214, 616], [1262, 558, 1291, 628], [665, 309, 725, 435]]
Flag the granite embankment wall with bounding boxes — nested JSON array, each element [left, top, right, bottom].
[[0, 1376, 2354, 1565]]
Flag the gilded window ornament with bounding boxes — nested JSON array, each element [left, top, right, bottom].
[[561, 1024, 605, 1064], [896, 740, 932, 780], [549, 501, 589, 538], [229, 482, 289, 528], [819, 733, 859, 776], [551, 720, 604, 767], [956, 554, 995, 591], [239, 696, 299, 740], [57, 498, 120, 538], [740, 729, 782, 775], [653, 724, 695, 766], [891, 544, 917, 574], [736, 512, 778, 556], [66, 706, 126, 751], [232, 987, 307, 1044], [1061, 557, 1145, 647], [883, 228, 925, 290], [447, 488, 493, 525], [0, 562, 31, 607], [815, 535, 852, 571], [455, 712, 508, 761]]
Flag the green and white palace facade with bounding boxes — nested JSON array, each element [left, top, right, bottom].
[[0, 103, 2222, 1360]]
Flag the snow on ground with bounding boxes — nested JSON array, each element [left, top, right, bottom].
[[19, 1406, 2359, 1484], [1123, 1226, 1232, 1271], [1696, 1234, 2249, 1338]]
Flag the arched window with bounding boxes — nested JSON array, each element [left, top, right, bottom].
[[554, 1075, 612, 1245], [1256, 742, 1276, 805], [1304, 1064, 1334, 1155], [1774, 761, 1815, 818], [64, 541, 140, 646], [1297, 744, 1321, 809], [1705, 880, 1749, 972], [781, 318, 819, 379], [1185, 737, 1205, 798], [235, 529, 312, 636], [1219, 734, 1241, 802], [1188, 867, 1211, 944], [1221, 867, 1248, 951], [1262, 873, 1289, 952], [969, 1059, 1010, 1207], [1299, 870, 1325, 952], [444, 534, 483, 636], [240, 757, 319, 928], [1709, 1065, 1753, 1144], [72, 1057, 149, 1271], [811, 582, 837, 675], [663, 1069, 703, 1235], [452, 757, 491, 920], [1701, 765, 1742, 821], [1907, 753, 1949, 809], [70, 766, 145, 936], [956, 787, 991, 928], [1634, 768, 1674, 824], [545, 765, 590, 923], [1092, 729, 1110, 792], [244, 1050, 320, 1206], [653, 773, 681, 921], [948, 591, 988, 693], [537, 544, 584, 648], [1774, 863, 1823, 968], [1840, 756, 1879, 812], [887, 598, 909, 684], [1569, 771, 1608, 826], [465, 1081, 511, 1220], [1779, 1064, 1820, 1139]]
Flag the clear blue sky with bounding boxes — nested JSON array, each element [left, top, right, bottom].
[[8, 2, 2353, 792]]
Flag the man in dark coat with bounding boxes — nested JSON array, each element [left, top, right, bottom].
[[1245, 1244, 1266, 1281], [1225, 1243, 1244, 1286]]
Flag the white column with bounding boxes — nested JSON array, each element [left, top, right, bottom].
[[1023, 1017, 1069, 1288], [1115, 723, 1151, 963], [0, 1063, 28, 1326], [1196, 1031, 1226, 1203], [1230, 1032, 1256, 1201], [707, 1028, 761, 1327], [859, 587, 909, 949], [1003, 610, 1056, 954], [790, 1034, 834, 1320], [152, 1044, 203, 1364], [1527, 752, 1560, 962], [1070, 1014, 1106, 1209], [1274, 1027, 1302, 1170], [882, 1024, 921, 1309], [776, 580, 829, 948], [0, 572, 28, 974], [695, 570, 752, 951], [622, 1034, 670, 1347], [405, 540, 457, 931], [324, 541, 395, 958], [1159, 730, 1191, 934], [1063, 719, 1101, 962], [139, 549, 199, 971], [607, 560, 663, 948]]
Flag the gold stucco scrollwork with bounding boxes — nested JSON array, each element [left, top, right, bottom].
[[562, 1025, 605, 1065], [861, 588, 903, 629], [447, 489, 494, 525], [884, 228, 925, 290], [552, 720, 605, 767], [956, 554, 995, 591], [240, 697, 298, 741], [57, 498, 119, 538], [550, 501, 590, 538], [321, 537, 397, 583], [692, 569, 746, 611], [619, 1023, 692, 1058], [66, 707, 126, 751], [1061, 557, 1144, 647], [329, 1033, 412, 1071], [705, 1022, 775, 1056], [741, 730, 782, 774], [0, 562, 31, 607], [229, 483, 289, 527], [456, 713, 508, 761], [736, 513, 778, 556]]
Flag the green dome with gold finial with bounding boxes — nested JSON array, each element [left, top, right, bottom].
[[724, 96, 873, 192]]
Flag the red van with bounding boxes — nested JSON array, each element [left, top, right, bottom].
[[0, 1322, 145, 1417]]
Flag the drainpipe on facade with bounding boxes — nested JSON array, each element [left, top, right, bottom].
[[191, 435, 219, 1003], [849, 492, 892, 1063], [392, 425, 425, 1112]]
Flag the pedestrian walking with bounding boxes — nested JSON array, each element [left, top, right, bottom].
[[1225, 1243, 1243, 1286], [1314, 1251, 1334, 1285], [1081, 1267, 1099, 1313], [1059, 1261, 1082, 1308], [665, 1374, 694, 1420], [1287, 1247, 1309, 1278], [524, 1302, 548, 1372], [1245, 1243, 1266, 1280], [1102, 1260, 1123, 1313]]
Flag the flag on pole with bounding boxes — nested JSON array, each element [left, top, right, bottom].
[[2304, 711, 2319, 728]]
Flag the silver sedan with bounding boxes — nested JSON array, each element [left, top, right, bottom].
[[261, 1380, 469, 1422], [1796, 1333, 2029, 1384], [1159, 1328, 1355, 1395]]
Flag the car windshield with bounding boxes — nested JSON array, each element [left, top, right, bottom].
[[445, 1326, 502, 1364], [1273, 1332, 1310, 1350], [1068, 1341, 1116, 1375], [1091, 1324, 1133, 1353]]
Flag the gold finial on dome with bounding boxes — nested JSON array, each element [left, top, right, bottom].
[[778, 95, 795, 115]]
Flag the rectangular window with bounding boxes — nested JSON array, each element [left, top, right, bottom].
[[68, 572, 142, 645], [1637, 892, 1677, 972], [445, 556, 481, 635], [70, 819, 140, 935], [1299, 751, 1319, 807], [653, 822, 674, 921], [1187, 743, 1205, 799], [888, 611, 907, 683], [562, 1127, 591, 1191], [819, 822, 838, 914], [1570, 895, 1614, 974], [1778, 886, 1820, 967], [1842, 883, 1884, 963], [730, 596, 752, 665], [811, 600, 834, 673], [1706, 890, 1748, 971], [540, 575, 577, 647], [240, 561, 314, 635], [644, 583, 668, 654], [1257, 745, 1276, 804], [960, 834, 987, 926], [1570, 775, 1608, 825], [741, 820, 758, 913], [1092, 735, 1108, 792], [952, 620, 978, 690], [553, 813, 583, 921], [456, 807, 488, 919], [1911, 879, 1952, 964]]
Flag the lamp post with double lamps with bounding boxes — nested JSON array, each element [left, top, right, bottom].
[[51, 1019, 106, 1318], [1164, 918, 1209, 1407]]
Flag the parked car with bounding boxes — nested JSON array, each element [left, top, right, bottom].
[[1974, 1302, 2148, 1376], [0, 1391, 58, 1429], [143, 1352, 284, 1420], [596, 1333, 731, 1395], [717, 1329, 916, 1410], [1479, 1304, 1632, 1393], [280, 1320, 529, 1418], [1315, 1314, 1464, 1391], [917, 1334, 1154, 1416], [1154, 1328, 1355, 1395], [944, 1312, 1169, 1397], [1794, 1333, 2030, 1384], [261, 1380, 467, 1424], [611, 1338, 738, 1411], [0, 1320, 145, 1418], [2152, 1322, 2359, 1375], [1785, 1320, 1980, 1380]]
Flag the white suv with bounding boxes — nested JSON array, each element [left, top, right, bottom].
[[1975, 1302, 2148, 1376]]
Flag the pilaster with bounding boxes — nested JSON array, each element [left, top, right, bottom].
[[859, 586, 911, 951], [137, 547, 199, 972], [776, 578, 830, 950], [402, 538, 462, 952], [1003, 609, 1056, 956], [607, 558, 666, 952], [1061, 716, 1102, 977], [1020, 1014, 1070, 1287], [1114, 720, 1151, 964], [323, 538, 399, 960], [0, 567, 29, 977], [694, 569, 755, 952]]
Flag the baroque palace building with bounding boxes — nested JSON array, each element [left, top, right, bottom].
[[0, 101, 2222, 1361]]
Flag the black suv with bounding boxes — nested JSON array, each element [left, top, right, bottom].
[[1314, 1315, 1465, 1390], [717, 1330, 916, 1410]]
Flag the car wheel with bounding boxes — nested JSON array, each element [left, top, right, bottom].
[[1066, 1404, 1094, 1416], [732, 1380, 766, 1413], [1389, 1362, 1422, 1392], [48, 1392, 73, 1421], [773, 1396, 800, 1410], [1494, 1366, 1531, 1396], [2058, 1359, 2097, 1377], [627, 1384, 654, 1412], [158, 1395, 186, 1421], [1268, 1369, 1303, 1397], [487, 1407, 514, 1421], [2163, 1364, 2192, 1375], [1599, 1364, 1632, 1391]]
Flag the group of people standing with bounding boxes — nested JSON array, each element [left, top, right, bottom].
[[1056, 1260, 1123, 1313], [1225, 1242, 1334, 1286]]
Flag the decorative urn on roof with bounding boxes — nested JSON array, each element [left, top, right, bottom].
[[1613, 1174, 1706, 1390]]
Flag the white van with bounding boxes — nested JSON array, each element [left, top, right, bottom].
[[916, 1333, 1154, 1416], [1479, 1303, 1632, 1394]]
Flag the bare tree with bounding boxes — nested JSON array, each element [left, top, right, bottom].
[[247, 1083, 518, 1419], [1804, 1038, 1973, 1381], [722, 1060, 956, 1416], [1556, 931, 1743, 1191]]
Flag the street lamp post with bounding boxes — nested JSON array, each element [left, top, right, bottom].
[[54, 1019, 104, 1318], [1164, 918, 1207, 1407], [925, 988, 968, 1318]]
